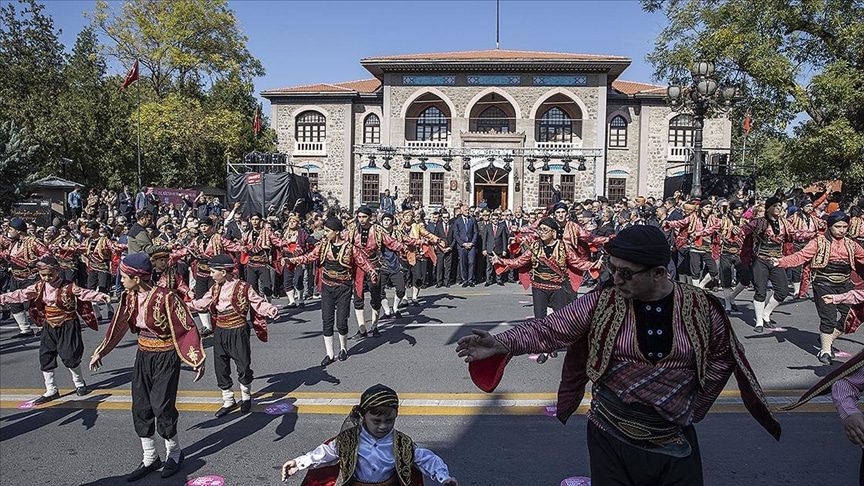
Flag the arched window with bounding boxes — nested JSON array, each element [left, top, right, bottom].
[[668, 114, 694, 147], [608, 115, 628, 148], [538, 107, 573, 143], [295, 111, 326, 142], [476, 106, 511, 133], [363, 114, 380, 144], [415, 106, 449, 141]]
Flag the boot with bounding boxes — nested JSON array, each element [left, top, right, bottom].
[[392, 297, 402, 317], [753, 300, 765, 332], [33, 371, 60, 405], [126, 437, 161, 482], [161, 436, 183, 478], [296, 290, 305, 308], [286, 290, 297, 308], [411, 286, 420, 305], [338, 333, 349, 361], [12, 311, 33, 337]]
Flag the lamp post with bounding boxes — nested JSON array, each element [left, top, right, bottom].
[[667, 61, 736, 198]]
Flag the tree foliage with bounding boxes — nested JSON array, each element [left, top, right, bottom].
[[643, 0, 864, 197], [0, 120, 40, 213]]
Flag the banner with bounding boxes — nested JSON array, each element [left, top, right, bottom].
[[226, 172, 311, 219], [11, 200, 52, 227], [148, 187, 199, 206]]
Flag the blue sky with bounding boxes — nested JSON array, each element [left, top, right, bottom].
[[44, 0, 668, 113]]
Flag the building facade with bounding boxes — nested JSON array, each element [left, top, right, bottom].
[[261, 50, 731, 211]]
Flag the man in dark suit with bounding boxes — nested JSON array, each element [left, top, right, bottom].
[[428, 210, 455, 287], [482, 210, 509, 286], [453, 205, 478, 287], [475, 208, 490, 284]]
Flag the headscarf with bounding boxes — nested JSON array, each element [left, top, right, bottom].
[[119, 252, 153, 280], [341, 384, 400, 431]]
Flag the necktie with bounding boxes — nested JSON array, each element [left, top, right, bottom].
[[493, 225, 497, 237], [444, 223, 448, 235]]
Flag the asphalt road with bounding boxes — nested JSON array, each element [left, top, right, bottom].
[[1, 281, 861, 485]]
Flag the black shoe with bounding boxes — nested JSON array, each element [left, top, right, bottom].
[[817, 352, 832, 365], [484, 282, 493, 287], [215, 402, 237, 417], [763, 319, 777, 329], [468, 281, 475, 287], [436, 283, 443, 288], [393, 311, 402, 318], [286, 302, 297, 308], [16, 330, 35, 338], [350, 330, 367, 340], [240, 400, 251, 413], [445, 284, 451, 288], [320, 355, 335, 366], [497, 281, 505, 286], [200, 329, 213, 338], [461, 282, 469, 288], [126, 458, 162, 482], [298, 302, 305, 308], [754, 325, 764, 333], [32, 392, 60, 405], [372, 327, 380, 337], [338, 349, 348, 361], [160, 451, 184, 478], [536, 354, 549, 364], [76, 385, 89, 397]]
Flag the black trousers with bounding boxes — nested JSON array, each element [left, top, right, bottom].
[[352, 271, 382, 310], [8, 276, 33, 314], [752, 259, 789, 302], [132, 349, 181, 439], [245, 265, 272, 298], [282, 265, 304, 293], [322, 283, 352, 336], [86, 269, 112, 293], [304, 264, 317, 297], [434, 250, 453, 286], [408, 259, 426, 287], [39, 320, 84, 371], [531, 287, 570, 319], [688, 251, 718, 280], [194, 275, 214, 300], [719, 253, 753, 288], [812, 279, 853, 334], [788, 265, 804, 284], [380, 270, 406, 300], [587, 421, 703, 486], [213, 325, 253, 390]]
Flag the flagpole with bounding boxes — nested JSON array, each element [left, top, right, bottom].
[[136, 65, 142, 190], [496, 0, 500, 49]]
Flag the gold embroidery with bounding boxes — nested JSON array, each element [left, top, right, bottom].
[[187, 346, 199, 362], [392, 430, 415, 486], [336, 426, 361, 486]]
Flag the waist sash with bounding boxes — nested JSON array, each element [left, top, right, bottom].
[[215, 309, 247, 329], [590, 384, 692, 458], [350, 476, 398, 486], [137, 335, 174, 353]]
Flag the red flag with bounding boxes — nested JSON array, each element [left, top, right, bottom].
[[743, 111, 752, 134], [253, 106, 261, 136], [120, 59, 139, 91]]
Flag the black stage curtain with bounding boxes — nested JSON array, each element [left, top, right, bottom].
[[227, 172, 310, 219]]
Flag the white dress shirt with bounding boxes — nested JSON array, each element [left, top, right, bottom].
[[294, 426, 451, 483]]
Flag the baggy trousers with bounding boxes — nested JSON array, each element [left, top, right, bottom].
[[213, 325, 253, 390], [39, 319, 84, 371], [132, 349, 181, 439]]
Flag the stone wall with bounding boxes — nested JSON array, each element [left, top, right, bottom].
[[605, 103, 640, 197]]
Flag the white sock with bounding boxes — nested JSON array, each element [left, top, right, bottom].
[[42, 371, 58, 396], [69, 366, 86, 388], [296, 290, 304, 305], [793, 282, 801, 297], [140, 437, 158, 466], [691, 277, 701, 287], [697, 274, 711, 288], [354, 309, 366, 332], [239, 383, 252, 402], [546, 307, 554, 316], [221, 389, 235, 407], [764, 297, 781, 323], [198, 313, 212, 332], [371, 309, 379, 329], [13, 312, 31, 333], [730, 283, 746, 300], [164, 436, 181, 462], [287, 291, 296, 305], [723, 289, 732, 311], [323, 335, 335, 358], [753, 300, 765, 328], [412, 286, 420, 300], [381, 298, 391, 316], [393, 297, 401, 311], [338, 333, 348, 352]]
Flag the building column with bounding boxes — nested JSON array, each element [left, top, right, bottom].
[[594, 74, 608, 198]]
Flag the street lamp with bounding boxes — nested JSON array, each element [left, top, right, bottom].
[[667, 61, 736, 198]]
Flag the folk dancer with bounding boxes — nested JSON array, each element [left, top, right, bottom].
[[788, 197, 827, 298], [174, 217, 242, 336], [396, 209, 443, 307], [771, 211, 864, 363], [277, 212, 310, 308], [89, 253, 206, 481], [282, 384, 458, 486], [0, 256, 108, 404], [81, 222, 126, 320], [429, 210, 455, 288], [49, 226, 80, 282], [188, 254, 277, 417], [491, 218, 595, 364], [345, 206, 406, 338], [2, 217, 49, 336], [150, 248, 191, 300], [379, 213, 410, 319], [718, 200, 752, 312], [241, 212, 284, 301], [664, 200, 721, 288], [457, 225, 780, 486], [741, 197, 815, 332], [288, 217, 377, 365]]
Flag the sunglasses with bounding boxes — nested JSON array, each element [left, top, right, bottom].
[[604, 262, 653, 281]]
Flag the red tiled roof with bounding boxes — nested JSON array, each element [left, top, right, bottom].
[[363, 49, 629, 62], [264, 79, 382, 95], [611, 80, 667, 95]]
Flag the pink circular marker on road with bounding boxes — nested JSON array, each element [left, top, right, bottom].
[[767, 327, 787, 333], [560, 477, 591, 486], [545, 405, 557, 417], [186, 475, 225, 486], [17, 400, 35, 410], [835, 351, 852, 358], [264, 402, 296, 415]]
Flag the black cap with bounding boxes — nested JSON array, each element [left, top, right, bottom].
[[324, 217, 344, 231], [356, 206, 373, 216]]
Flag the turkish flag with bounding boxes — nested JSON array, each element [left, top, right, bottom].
[[253, 106, 261, 136], [743, 111, 752, 134], [120, 59, 139, 91]]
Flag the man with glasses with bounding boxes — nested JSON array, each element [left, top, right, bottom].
[[458, 225, 780, 485]]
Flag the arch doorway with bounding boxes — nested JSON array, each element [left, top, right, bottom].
[[473, 167, 509, 210]]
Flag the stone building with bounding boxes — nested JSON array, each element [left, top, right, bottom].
[[261, 49, 731, 211]]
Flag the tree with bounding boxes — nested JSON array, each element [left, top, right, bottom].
[[0, 120, 40, 214], [643, 0, 864, 197], [91, 0, 264, 99]]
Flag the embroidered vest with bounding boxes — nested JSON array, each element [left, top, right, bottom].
[[587, 284, 712, 388], [209, 280, 251, 328], [810, 236, 856, 269], [335, 426, 415, 486], [320, 241, 354, 282], [527, 240, 567, 287], [29, 281, 96, 329]]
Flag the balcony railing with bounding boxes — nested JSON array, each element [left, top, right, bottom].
[[535, 141, 582, 149], [668, 146, 691, 162], [406, 139, 450, 148], [294, 141, 327, 156]]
